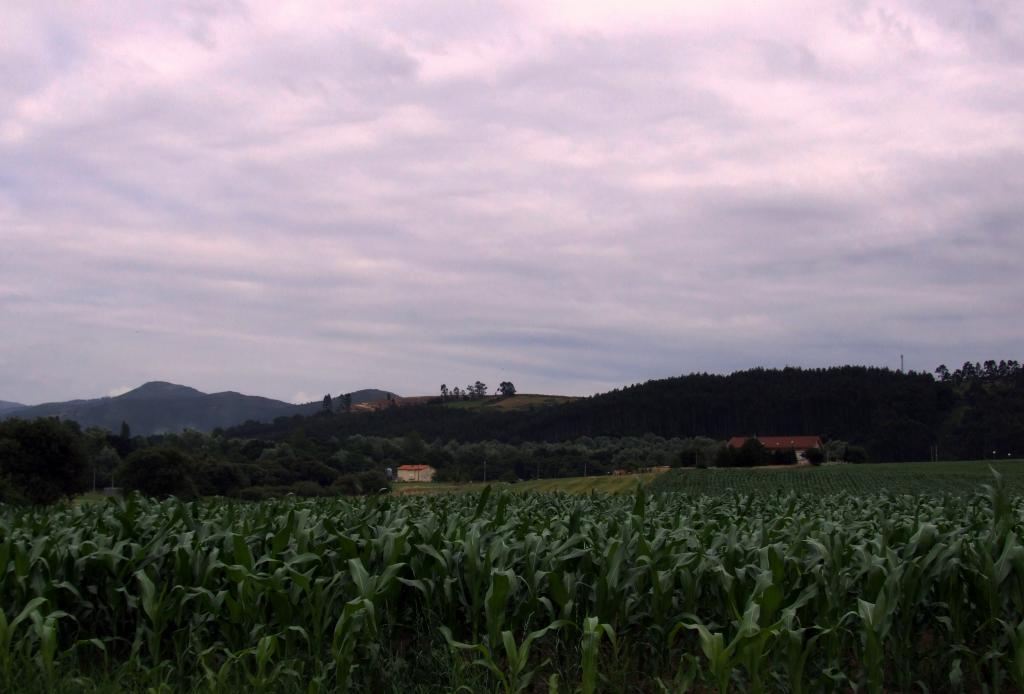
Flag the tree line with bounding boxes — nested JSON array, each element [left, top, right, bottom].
[[228, 364, 1024, 462], [0, 415, 783, 504], [439, 381, 516, 401]]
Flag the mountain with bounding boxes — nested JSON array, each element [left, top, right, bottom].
[[0, 400, 26, 415], [2, 382, 397, 435]]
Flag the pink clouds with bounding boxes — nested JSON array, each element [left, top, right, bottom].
[[1, 1, 1022, 403]]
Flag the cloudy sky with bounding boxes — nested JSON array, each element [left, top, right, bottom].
[[2, 1, 1022, 404]]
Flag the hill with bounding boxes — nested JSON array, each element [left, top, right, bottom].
[[3, 382, 396, 435], [225, 364, 1024, 463], [444, 394, 578, 411]]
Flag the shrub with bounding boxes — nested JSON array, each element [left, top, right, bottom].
[[677, 449, 698, 467], [0, 474, 29, 505], [802, 448, 826, 466], [332, 470, 390, 495], [736, 438, 769, 467], [714, 446, 735, 468], [770, 449, 798, 466], [845, 445, 869, 463], [233, 481, 335, 500]]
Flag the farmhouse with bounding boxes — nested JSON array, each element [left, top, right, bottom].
[[396, 464, 436, 482], [727, 435, 823, 461]]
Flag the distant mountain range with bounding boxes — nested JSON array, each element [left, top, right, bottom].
[[0, 400, 26, 415], [0, 382, 396, 435]]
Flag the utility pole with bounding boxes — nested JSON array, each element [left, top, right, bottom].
[[483, 459, 487, 483], [900, 354, 904, 373]]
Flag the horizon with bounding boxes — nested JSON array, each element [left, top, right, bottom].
[[3, 2, 1022, 404], [1, 359, 967, 407]]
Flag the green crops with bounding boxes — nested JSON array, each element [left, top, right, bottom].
[[2, 478, 1024, 692]]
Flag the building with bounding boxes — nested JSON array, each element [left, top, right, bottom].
[[727, 436, 823, 461], [396, 464, 436, 482]]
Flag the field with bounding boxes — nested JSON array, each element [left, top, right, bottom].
[[3, 474, 1024, 692], [651, 459, 1024, 496], [512, 472, 660, 493], [396, 460, 1024, 498]]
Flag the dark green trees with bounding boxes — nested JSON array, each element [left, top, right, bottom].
[[117, 447, 199, 499], [0, 418, 88, 504], [802, 447, 826, 465]]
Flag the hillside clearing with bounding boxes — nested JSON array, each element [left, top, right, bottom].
[[443, 393, 577, 411]]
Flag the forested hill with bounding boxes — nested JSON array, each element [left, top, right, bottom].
[[227, 365, 1024, 462]]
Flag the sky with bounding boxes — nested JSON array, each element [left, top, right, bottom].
[[2, 1, 1023, 405]]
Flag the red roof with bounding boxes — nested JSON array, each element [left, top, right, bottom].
[[397, 464, 431, 471], [728, 436, 822, 450]]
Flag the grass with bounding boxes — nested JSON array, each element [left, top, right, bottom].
[[394, 472, 662, 495], [511, 472, 660, 493], [443, 393, 577, 411], [392, 481, 493, 495], [650, 458, 1024, 496], [72, 490, 110, 505]]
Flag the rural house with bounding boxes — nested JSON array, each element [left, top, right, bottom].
[[727, 435, 823, 461], [397, 464, 437, 482]]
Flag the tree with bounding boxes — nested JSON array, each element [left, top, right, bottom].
[[735, 438, 768, 467], [498, 381, 517, 396], [117, 447, 199, 499], [802, 447, 825, 466], [322, 394, 333, 413], [440, 384, 449, 401], [934, 365, 950, 382], [344, 393, 353, 413], [90, 446, 122, 489], [0, 418, 88, 504]]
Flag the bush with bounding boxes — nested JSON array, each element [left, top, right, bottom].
[[770, 449, 798, 466], [0, 474, 29, 505], [332, 470, 390, 495], [736, 439, 770, 467], [0, 418, 88, 504], [678, 449, 698, 467], [233, 481, 337, 501], [845, 445, 869, 463], [802, 448, 826, 466], [714, 446, 735, 468], [117, 447, 199, 499]]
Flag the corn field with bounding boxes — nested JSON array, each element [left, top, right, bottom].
[[2, 478, 1024, 692]]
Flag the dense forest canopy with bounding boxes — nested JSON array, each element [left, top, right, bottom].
[[227, 365, 1023, 462]]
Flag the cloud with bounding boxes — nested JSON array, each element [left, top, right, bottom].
[[2, 1, 1023, 403]]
